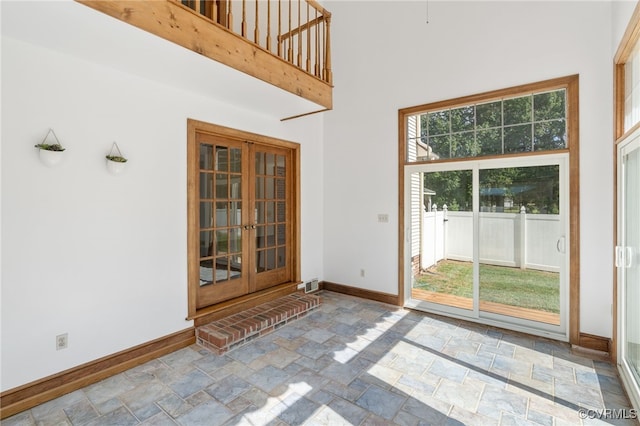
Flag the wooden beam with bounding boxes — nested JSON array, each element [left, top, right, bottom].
[[76, 0, 332, 110], [280, 108, 329, 121]]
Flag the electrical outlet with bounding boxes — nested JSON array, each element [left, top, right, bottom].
[[360, 269, 365, 278], [56, 333, 68, 350]]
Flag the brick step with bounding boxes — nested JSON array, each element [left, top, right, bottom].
[[196, 292, 321, 355]]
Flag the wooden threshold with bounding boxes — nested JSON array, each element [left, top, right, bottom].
[[75, 0, 332, 110], [190, 282, 300, 327], [481, 300, 560, 326], [411, 288, 473, 310], [411, 288, 561, 325], [0, 328, 195, 420]]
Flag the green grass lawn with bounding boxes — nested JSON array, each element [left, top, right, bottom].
[[414, 260, 560, 313]]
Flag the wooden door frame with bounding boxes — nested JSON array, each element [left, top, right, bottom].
[[186, 119, 301, 323], [613, 0, 640, 364]]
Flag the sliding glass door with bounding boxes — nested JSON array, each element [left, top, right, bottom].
[[406, 154, 568, 339], [410, 169, 474, 314], [617, 132, 640, 409], [479, 165, 562, 327]]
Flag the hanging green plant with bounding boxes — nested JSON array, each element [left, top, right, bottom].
[[105, 154, 128, 163], [106, 142, 128, 175], [35, 142, 65, 151], [35, 129, 66, 167], [35, 129, 66, 151]]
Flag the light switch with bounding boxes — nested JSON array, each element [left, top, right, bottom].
[[378, 214, 389, 223]]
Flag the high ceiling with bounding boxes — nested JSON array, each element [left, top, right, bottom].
[[1, 1, 322, 120]]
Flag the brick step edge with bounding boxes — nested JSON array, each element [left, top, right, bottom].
[[196, 293, 321, 355]]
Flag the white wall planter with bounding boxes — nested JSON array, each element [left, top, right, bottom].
[[105, 142, 127, 175], [106, 158, 127, 175], [35, 129, 66, 167], [38, 148, 65, 167]]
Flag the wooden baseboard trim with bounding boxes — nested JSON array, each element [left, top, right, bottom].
[[0, 327, 195, 420], [321, 281, 400, 306], [577, 332, 611, 355]]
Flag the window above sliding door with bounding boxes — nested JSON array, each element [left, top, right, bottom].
[[406, 89, 567, 161]]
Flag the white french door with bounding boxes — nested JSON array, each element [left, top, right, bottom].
[[405, 154, 569, 340], [617, 130, 640, 411]]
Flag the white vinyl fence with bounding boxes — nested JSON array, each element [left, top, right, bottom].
[[421, 205, 561, 273]]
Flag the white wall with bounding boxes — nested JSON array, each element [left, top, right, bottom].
[[1, 0, 630, 392], [613, 1, 638, 54], [0, 34, 324, 390], [323, 1, 615, 338]]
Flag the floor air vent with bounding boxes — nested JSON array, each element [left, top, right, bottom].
[[305, 279, 319, 293]]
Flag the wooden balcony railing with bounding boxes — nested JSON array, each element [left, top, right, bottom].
[[179, 0, 332, 86], [77, 0, 333, 113]]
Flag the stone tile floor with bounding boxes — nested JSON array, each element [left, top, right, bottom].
[[4, 291, 638, 425]]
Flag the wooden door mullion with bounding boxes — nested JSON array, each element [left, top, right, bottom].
[[245, 141, 257, 294]]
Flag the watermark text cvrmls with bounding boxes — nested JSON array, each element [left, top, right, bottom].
[[578, 408, 638, 420]]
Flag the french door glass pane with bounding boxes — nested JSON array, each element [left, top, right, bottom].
[[257, 249, 265, 273], [216, 147, 228, 171], [625, 146, 640, 381], [200, 173, 214, 198], [254, 150, 287, 275], [229, 148, 241, 172], [229, 202, 241, 226], [478, 165, 561, 325], [266, 153, 275, 175], [266, 177, 275, 198], [200, 145, 214, 169], [200, 231, 213, 258], [200, 202, 213, 228], [199, 259, 213, 285], [411, 170, 474, 311], [198, 143, 244, 289], [215, 202, 226, 227], [216, 174, 228, 198], [266, 201, 275, 222]]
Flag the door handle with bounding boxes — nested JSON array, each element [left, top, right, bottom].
[[615, 246, 633, 268], [556, 236, 566, 254], [616, 246, 624, 268]]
